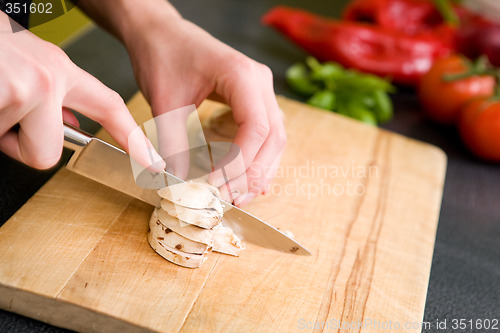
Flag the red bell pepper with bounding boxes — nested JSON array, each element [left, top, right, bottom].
[[343, 0, 443, 35], [262, 6, 454, 85], [344, 0, 500, 67], [455, 14, 500, 67]]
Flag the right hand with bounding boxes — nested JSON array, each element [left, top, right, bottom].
[[0, 13, 164, 171]]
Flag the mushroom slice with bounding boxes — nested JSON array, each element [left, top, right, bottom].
[[148, 232, 207, 268], [149, 214, 210, 254], [154, 208, 214, 246], [161, 199, 222, 229], [190, 177, 222, 198], [212, 224, 244, 257], [158, 181, 222, 213]]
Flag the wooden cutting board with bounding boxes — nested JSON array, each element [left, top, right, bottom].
[[0, 94, 446, 333]]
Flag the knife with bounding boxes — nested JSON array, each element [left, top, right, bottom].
[[63, 123, 311, 255]]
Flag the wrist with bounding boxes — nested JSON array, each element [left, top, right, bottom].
[[78, 0, 182, 45], [111, 0, 183, 47]]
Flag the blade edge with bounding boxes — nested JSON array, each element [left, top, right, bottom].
[[66, 139, 310, 255]]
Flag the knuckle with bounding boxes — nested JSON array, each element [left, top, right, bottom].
[[10, 67, 57, 108], [228, 55, 256, 77], [8, 83, 29, 108], [106, 90, 126, 107], [247, 175, 263, 194], [45, 42, 70, 66], [247, 163, 263, 180], [273, 127, 287, 149], [96, 90, 126, 122], [252, 120, 270, 143], [35, 66, 56, 93], [258, 64, 273, 81]]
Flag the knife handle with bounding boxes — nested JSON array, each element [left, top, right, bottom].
[[63, 123, 92, 152]]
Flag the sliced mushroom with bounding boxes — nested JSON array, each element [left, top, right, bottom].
[[149, 213, 210, 254], [161, 199, 222, 229], [154, 207, 214, 246], [190, 177, 222, 198], [150, 175, 246, 268], [147, 232, 207, 268], [158, 181, 222, 213], [212, 224, 244, 257]]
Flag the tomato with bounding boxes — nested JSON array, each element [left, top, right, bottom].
[[458, 98, 500, 161], [418, 55, 495, 125]]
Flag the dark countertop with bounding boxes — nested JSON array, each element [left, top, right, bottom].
[[1, 1, 499, 332]]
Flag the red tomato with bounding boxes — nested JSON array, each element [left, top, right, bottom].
[[459, 98, 500, 161], [418, 55, 495, 124]]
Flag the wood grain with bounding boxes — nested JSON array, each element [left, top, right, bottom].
[[0, 94, 446, 332]]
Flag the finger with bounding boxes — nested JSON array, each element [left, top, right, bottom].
[[217, 171, 248, 203], [0, 105, 26, 137], [63, 67, 165, 172], [209, 66, 270, 186], [262, 150, 284, 194], [208, 141, 246, 188], [218, 148, 282, 203], [244, 71, 286, 194], [149, 104, 193, 180], [218, 155, 271, 204], [62, 107, 79, 128], [234, 192, 256, 208], [0, 130, 21, 162], [215, 67, 286, 195], [0, 100, 63, 169]]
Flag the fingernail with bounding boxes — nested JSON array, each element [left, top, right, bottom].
[[263, 183, 271, 195], [234, 192, 255, 207], [241, 192, 256, 206], [233, 193, 247, 207], [229, 190, 241, 202], [165, 166, 174, 174], [148, 147, 166, 172]]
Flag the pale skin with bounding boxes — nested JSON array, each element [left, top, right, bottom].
[[0, 11, 164, 173], [0, 0, 286, 206]]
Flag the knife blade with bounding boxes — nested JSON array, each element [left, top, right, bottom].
[[63, 124, 311, 256]]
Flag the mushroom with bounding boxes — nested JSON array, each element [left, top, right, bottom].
[[158, 181, 222, 213], [154, 208, 214, 246], [149, 212, 210, 254], [161, 199, 222, 229], [148, 232, 206, 269], [149, 179, 244, 268], [212, 225, 244, 256]]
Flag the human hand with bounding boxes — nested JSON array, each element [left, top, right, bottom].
[[0, 13, 164, 171], [122, 7, 286, 206]]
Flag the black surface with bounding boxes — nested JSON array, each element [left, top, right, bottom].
[[0, 0, 31, 29], [1, 1, 499, 332]]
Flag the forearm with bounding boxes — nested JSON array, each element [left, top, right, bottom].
[[77, 0, 182, 45], [78, 0, 285, 202]]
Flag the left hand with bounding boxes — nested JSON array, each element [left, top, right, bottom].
[[122, 9, 286, 206]]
